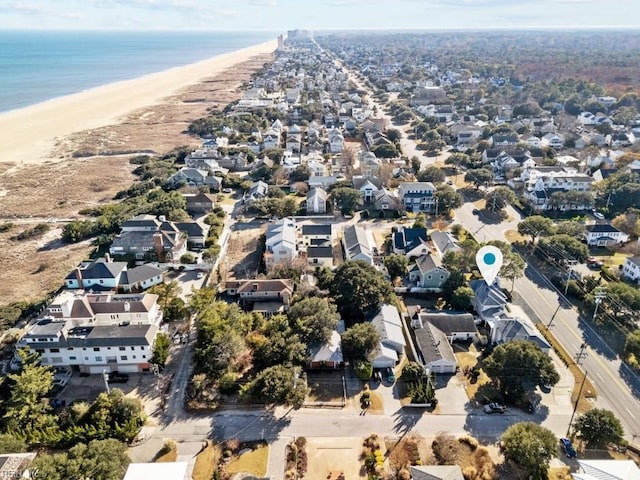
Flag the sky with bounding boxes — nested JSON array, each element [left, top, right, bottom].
[[0, 0, 638, 31]]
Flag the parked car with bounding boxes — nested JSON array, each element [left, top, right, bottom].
[[107, 372, 129, 383], [49, 398, 66, 408], [384, 367, 396, 383], [196, 272, 204, 279], [560, 438, 577, 459], [222, 187, 233, 193], [483, 402, 506, 414], [593, 211, 605, 220]]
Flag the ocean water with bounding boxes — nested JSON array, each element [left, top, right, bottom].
[[0, 30, 276, 113]]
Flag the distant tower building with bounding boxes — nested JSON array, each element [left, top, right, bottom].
[[277, 34, 284, 51]]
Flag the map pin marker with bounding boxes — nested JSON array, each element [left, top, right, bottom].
[[476, 245, 503, 286]]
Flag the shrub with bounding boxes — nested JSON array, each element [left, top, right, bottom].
[[458, 435, 479, 450], [401, 361, 425, 380], [354, 361, 373, 381], [432, 432, 458, 465], [398, 469, 411, 480], [180, 253, 197, 264], [218, 373, 239, 395]]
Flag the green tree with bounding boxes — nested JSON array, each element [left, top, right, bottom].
[[148, 280, 181, 312], [341, 323, 380, 361], [372, 143, 399, 158], [612, 208, 640, 237], [289, 165, 311, 183], [0, 433, 27, 454], [538, 234, 589, 263], [435, 185, 463, 213], [77, 389, 145, 443], [243, 365, 307, 409], [484, 340, 560, 400], [30, 439, 130, 480], [445, 152, 472, 169], [385, 254, 409, 281], [330, 261, 394, 320], [465, 168, 494, 188], [574, 408, 624, 448], [624, 330, 640, 363], [485, 186, 517, 212], [554, 220, 586, 238], [517, 215, 554, 243], [401, 361, 425, 380], [417, 166, 446, 183], [501, 422, 557, 480], [164, 297, 188, 322], [151, 333, 170, 368], [287, 297, 339, 345], [331, 187, 364, 215], [450, 286, 474, 311], [252, 315, 307, 370]]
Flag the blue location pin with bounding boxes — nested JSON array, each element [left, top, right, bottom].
[[476, 246, 503, 286]]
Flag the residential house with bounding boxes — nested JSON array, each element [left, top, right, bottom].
[[175, 221, 209, 250], [411, 465, 464, 480], [342, 225, 376, 265], [184, 192, 216, 214], [392, 226, 429, 258], [306, 187, 328, 214], [17, 291, 162, 373], [109, 215, 187, 261], [265, 218, 298, 267], [409, 307, 457, 374], [306, 246, 334, 267], [411, 311, 477, 342], [0, 453, 37, 480], [244, 180, 269, 205], [370, 304, 406, 368], [119, 264, 164, 293], [524, 135, 542, 149], [373, 188, 401, 212], [572, 459, 640, 480], [487, 316, 551, 353], [167, 167, 223, 190], [541, 133, 564, 149], [622, 256, 640, 284], [328, 128, 345, 153], [65, 257, 128, 291], [430, 231, 461, 258], [457, 129, 482, 149], [262, 129, 281, 150], [353, 176, 382, 203], [225, 279, 294, 316], [359, 151, 381, 177], [300, 224, 333, 248], [491, 133, 519, 148], [308, 175, 340, 190], [408, 254, 450, 291], [398, 182, 436, 212], [470, 278, 508, 322], [308, 329, 343, 369], [585, 223, 629, 247]]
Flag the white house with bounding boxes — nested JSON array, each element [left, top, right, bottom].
[[622, 256, 640, 284], [398, 182, 436, 212], [265, 218, 298, 266], [572, 459, 640, 480], [306, 187, 328, 214], [371, 304, 406, 358], [542, 133, 564, 149], [584, 223, 629, 247], [342, 225, 376, 265]]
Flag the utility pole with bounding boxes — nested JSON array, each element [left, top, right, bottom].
[[567, 371, 588, 437], [593, 287, 606, 322], [564, 260, 577, 296], [547, 303, 561, 328], [575, 342, 588, 365]]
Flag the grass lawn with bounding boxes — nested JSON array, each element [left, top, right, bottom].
[[155, 445, 178, 463], [454, 344, 491, 401], [192, 442, 220, 480], [226, 444, 269, 477], [505, 229, 527, 243], [218, 193, 237, 207]]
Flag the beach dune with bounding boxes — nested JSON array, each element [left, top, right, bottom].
[[0, 39, 276, 168]]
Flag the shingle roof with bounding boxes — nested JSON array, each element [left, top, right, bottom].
[[413, 321, 456, 365], [121, 264, 162, 286], [67, 323, 158, 347], [307, 246, 333, 258], [393, 227, 428, 252], [236, 279, 294, 294], [420, 312, 477, 336], [430, 231, 460, 256], [586, 224, 621, 234], [411, 465, 464, 480], [302, 224, 332, 236]]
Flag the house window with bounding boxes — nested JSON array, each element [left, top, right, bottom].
[[93, 347, 100, 352], [120, 356, 128, 361], [119, 347, 126, 351], [50, 348, 60, 353], [69, 356, 77, 360], [142, 355, 146, 359], [133, 355, 137, 359], [36, 349, 44, 353], [95, 356, 103, 362], [131, 347, 135, 351]]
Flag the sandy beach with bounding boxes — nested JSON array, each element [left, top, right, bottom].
[[0, 39, 276, 306], [0, 39, 276, 168]]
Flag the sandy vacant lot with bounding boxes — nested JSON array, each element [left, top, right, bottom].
[[0, 52, 273, 306], [306, 437, 366, 480]]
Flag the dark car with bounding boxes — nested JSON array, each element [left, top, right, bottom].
[[384, 367, 396, 383], [49, 398, 66, 408], [472, 208, 480, 215], [107, 372, 129, 383], [560, 438, 577, 459]]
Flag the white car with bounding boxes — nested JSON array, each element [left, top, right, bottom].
[[593, 211, 605, 220]]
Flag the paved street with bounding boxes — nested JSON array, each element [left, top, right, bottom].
[[455, 202, 640, 441]]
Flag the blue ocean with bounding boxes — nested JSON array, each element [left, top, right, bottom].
[[0, 30, 276, 113]]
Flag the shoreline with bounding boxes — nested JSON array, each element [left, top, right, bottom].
[[0, 38, 276, 168]]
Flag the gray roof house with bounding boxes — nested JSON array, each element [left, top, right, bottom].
[[342, 225, 376, 265], [408, 254, 450, 291], [488, 317, 551, 352], [430, 231, 461, 258], [371, 304, 406, 353], [412, 315, 457, 374], [470, 278, 508, 322], [308, 329, 343, 369], [175, 221, 209, 250], [411, 311, 477, 343], [306, 187, 328, 214], [184, 192, 216, 214], [65, 257, 128, 291], [411, 465, 464, 480]]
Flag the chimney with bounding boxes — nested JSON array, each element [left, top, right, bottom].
[[153, 233, 164, 261], [158, 215, 166, 222], [124, 302, 130, 312], [252, 283, 259, 292], [104, 253, 111, 263], [74, 268, 83, 288]]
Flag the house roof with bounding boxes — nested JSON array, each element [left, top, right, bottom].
[[430, 231, 461, 256], [121, 214, 161, 229], [175, 221, 208, 238], [411, 465, 464, 480], [491, 317, 551, 350], [420, 312, 477, 336], [586, 224, 621, 234], [626, 256, 640, 267], [307, 187, 328, 201], [470, 279, 507, 309], [343, 225, 374, 260], [307, 246, 333, 258], [393, 227, 428, 252], [573, 459, 640, 480], [353, 176, 382, 190], [371, 304, 405, 350], [121, 264, 163, 286], [413, 320, 456, 365], [65, 258, 127, 281], [184, 192, 216, 205], [234, 279, 294, 294], [302, 224, 332, 236], [308, 330, 343, 364], [399, 181, 436, 191], [67, 323, 158, 348]]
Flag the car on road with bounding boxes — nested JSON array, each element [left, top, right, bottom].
[[593, 211, 605, 220], [560, 438, 577, 458], [107, 372, 129, 383], [222, 187, 233, 193], [483, 402, 506, 414]]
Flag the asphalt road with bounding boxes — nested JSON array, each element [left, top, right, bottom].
[[455, 201, 640, 441]]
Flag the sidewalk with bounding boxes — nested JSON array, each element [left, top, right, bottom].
[[266, 436, 292, 480]]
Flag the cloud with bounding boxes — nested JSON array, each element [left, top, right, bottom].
[[0, 0, 53, 15], [249, 0, 277, 5]]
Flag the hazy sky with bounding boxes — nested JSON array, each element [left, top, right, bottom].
[[0, 0, 638, 31]]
